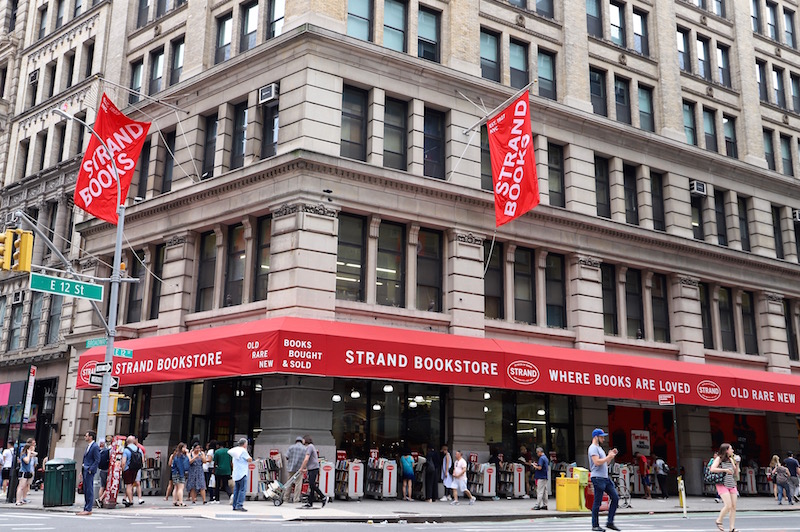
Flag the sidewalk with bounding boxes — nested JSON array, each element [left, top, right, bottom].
[[3, 489, 799, 523]]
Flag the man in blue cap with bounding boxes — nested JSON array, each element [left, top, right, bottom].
[[588, 428, 620, 532]]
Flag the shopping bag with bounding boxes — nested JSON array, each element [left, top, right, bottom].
[[208, 474, 216, 488]]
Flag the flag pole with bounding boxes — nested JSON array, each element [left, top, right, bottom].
[[462, 80, 536, 136]]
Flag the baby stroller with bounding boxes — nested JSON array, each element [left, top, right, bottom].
[[264, 469, 307, 506]]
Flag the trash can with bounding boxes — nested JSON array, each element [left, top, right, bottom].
[[43, 458, 77, 507], [556, 475, 580, 511]]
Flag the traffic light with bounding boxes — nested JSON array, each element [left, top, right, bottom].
[[0, 230, 12, 270], [11, 229, 33, 272]]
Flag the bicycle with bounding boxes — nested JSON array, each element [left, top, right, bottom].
[[611, 463, 632, 509]]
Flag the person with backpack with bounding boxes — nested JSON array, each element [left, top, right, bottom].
[[121, 435, 143, 507], [653, 454, 669, 499], [770, 454, 793, 505]]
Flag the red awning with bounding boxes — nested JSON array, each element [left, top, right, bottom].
[[77, 316, 800, 413]]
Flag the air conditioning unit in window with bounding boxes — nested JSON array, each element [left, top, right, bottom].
[[793, 208, 800, 223], [28, 69, 38, 84], [258, 83, 279, 104], [12, 291, 23, 304], [689, 179, 707, 196]]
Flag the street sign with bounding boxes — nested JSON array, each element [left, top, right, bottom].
[[86, 337, 108, 348], [113, 347, 133, 359], [658, 393, 676, 406], [30, 272, 104, 302], [23, 366, 36, 422], [89, 373, 119, 389], [94, 362, 113, 374]]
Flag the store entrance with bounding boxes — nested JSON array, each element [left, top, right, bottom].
[[331, 379, 446, 459], [183, 378, 263, 446]]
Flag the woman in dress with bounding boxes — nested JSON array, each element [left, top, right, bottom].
[[440, 445, 453, 501], [709, 442, 739, 532], [170, 442, 189, 506], [186, 442, 208, 504]]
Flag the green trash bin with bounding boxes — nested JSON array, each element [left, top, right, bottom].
[[43, 458, 77, 507]]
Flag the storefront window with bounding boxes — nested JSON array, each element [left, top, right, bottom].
[[181, 378, 263, 446], [336, 214, 366, 301], [126, 386, 151, 442], [224, 224, 246, 306], [514, 247, 535, 324]]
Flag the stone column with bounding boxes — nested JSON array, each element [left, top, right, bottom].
[[652, 0, 683, 141], [749, 197, 773, 257], [446, 231, 485, 337], [32, 202, 49, 266], [212, 225, 225, 309], [733, 289, 745, 354], [503, 244, 516, 323], [703, 186, 718, 245], [781, 206, 797, 262], [449, 387, 486, 456], [761, 292, 791, 372], [766, 411, 800, 458], [367, 88, 385, 167], [246, 90, 261, 167], [710, 284, 722, 351], [565, 144, 596, 216], [726, 190, 743, 250], [535, 135, 549, 206], [283, 0, 346, 35], [616, 266, 628, 338], [643, 271, 654, 341], [445, 0, 480, 75], [663, 172, 692, 239], [154, 233, 195, 334], [569, 256, 605, 351], [671, 276, 705, 363], [407, 224, 420, 310], [675, 405, 713, 495], [366, 216, 380, 305], [561, 0, 593, 112], [536, 250, 548, 328], [636, 165, 653, 230], [574, 396, 609, 469], [241, 217, 255, 304], [408, 99, 425, 176], [609, 157, 625, 223]]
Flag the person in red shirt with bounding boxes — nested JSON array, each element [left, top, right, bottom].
[[635, 452, 651, 499]]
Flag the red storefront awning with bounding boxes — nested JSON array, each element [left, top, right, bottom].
[[77, 316, 800, 413]]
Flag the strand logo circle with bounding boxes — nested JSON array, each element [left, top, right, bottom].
[[507, 360, 540, 385], [80, 360, 98, 385], [697, 379, 722, 402]]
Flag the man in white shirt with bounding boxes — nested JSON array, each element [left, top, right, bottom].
[[228, 438, 252, 511], [1, 442, 13, 496], [450, 450, 476, 505]]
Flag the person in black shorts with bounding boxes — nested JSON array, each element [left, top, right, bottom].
[[96, 440, 110, 506]]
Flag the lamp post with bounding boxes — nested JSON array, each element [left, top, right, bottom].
[[54, 108, 124, 445]]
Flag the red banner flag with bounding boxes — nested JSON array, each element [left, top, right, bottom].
[[73, 94, 151, 224], [487, 91, 539, 227]]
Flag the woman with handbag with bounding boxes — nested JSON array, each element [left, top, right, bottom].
[[769, 454, 794, 505], [709, 443, 739, 532]]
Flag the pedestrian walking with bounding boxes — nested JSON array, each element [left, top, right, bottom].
[[96, 439, 110, 506], [784, 451, 800, 502], [709, 442, 739, 532], [171, 442, 189, 506], [298, 435, 327, 508], [653, 454, 668, 499], [532, 447, 549, 510], [440, 445, 453, 501], [588, 428, 621, 532], [769, 454, 793, 505], [133, 437, 146, 505], [449, 450, 476, 505], [1, 441, 13, 497], [228, 438, 253, 511], [121, 436, 143, 507], [213, 441, 233, 502], [77, 431, 100, 516], [186, 442, 208, 504], [424, 444, 440, 502], [284, 436, 305, 503]]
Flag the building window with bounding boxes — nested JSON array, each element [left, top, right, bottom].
[[715, 190, 728, 246], [774, 68, 786, 108], [417, 228, 442, 312], [537, 0, 554, 18], [418, 7, 439, 62], [623, 164, 638, 225], [480, 29, 501, 82], [8, 0, 17, 31], [47, 295, 62, 344], [484, 242, 503, 319], [723, 115, 737, 158], [590, 67, 607, 116], [202, 113, 218, 179], [742, 291, 758, 354], [757, 60, 768, 101], [253, 217, 271, 302], [781, 135, 793, 176], [129, 59, 143, 104], [149, 48, 164, 95], [638, 85, 654, 132], [703, 108, 717, 152], [347, 0, 372, 41], [548, 143, 565, 207], [614, 76, 631, 124], [633, 9, 648, 56], [196, 231, 216, 311], [537, 50, 556, 100], [546, 253, 566, 328], [738, 196, 751, 251], [83, 41, 94, 79], [170, 37, 184, 86], [268, 0, 285, 38], [162, 131, 176, 193], [37, 5, 47, 39], [786, 300, 798, 360], [384, 97, 407, 171], [27, 292, 44, 347], [764, 129, 775, 171], [683, 101, 696, 145], [231, 102, 248, 170], [792, 74, 800, 112], [424, 108, 445, 179], [752, 0, 762, 32], [713, 0, 725, 17], [224, 224, 245, 306], [587, 0, 602, 38], [55, 122, 66, 163], [215, 13, 233, 64], [149, 244, 164, 319], [8, 302, 22, 350], [127, 251, 145, 323], [481, 126, 492, 191], [610, 1, 625, 46], [137, 0, 149, 28], [691, 194, 704, 240], [261, 102, 279, 159], [336, 213, 366, 301], [652, 273, 670, 342], [136, 140, 150, 199], [773, 205, 785, 259], [786, 9, 796, 47], [651, 172, 665, 231], [677, 29, 690, 72], [341, 86, 368, 161], [697, 36, 711, 80], [156, 0, 169, 18], [55, 0, 65, 28], [45, 62, 56, 99], [625, 268, 643, 339], [510, 39, 528, 90], [383, 0, 406, 52], [514, 247, 535, 324], [699, 283, 714, 349], [64, 52, 75, 88], [601, 263, 618, 335], [595, 156, 611, 219], [717, 45, 731, 87], [240, 1, 258, 52], [767, 1, 778, 39], [377, 221, 405, 307]]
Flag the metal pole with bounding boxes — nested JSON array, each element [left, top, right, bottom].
[[673, 403, 686, 513]]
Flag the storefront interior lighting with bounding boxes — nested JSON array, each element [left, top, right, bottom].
[[537, 409, 545, 415], [414, 395, 424, 402], [254, 383, 263, 392], [484, 406, 489, 413], [409, 401, 418, 408], [518, 419, 547, 425], [332, 394, 342, 403], [483, 392, 491, 400], [372, 403, 382, 411], [350, 390, 361, 399], [383, 384, 394, 393]]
